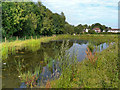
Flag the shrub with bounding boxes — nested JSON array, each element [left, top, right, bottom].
[[88, 30, 96, 34]]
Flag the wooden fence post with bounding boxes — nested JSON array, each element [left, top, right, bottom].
[[16, 36, 18, 41], [31, 36, 33, 39], [5, 37, 6, 43], [36, 36, 37, 40], [25, 36, 26, 40]]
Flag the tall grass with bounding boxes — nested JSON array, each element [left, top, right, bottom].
[[50, 40, 78, 88], [1, 34, 117, 61], [50, 41, 119, 88], [1, 34, 118, 88]]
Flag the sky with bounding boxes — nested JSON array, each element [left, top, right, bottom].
[[33, 0, 119, 28]]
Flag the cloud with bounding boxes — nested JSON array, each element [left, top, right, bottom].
[[38, 0, 119, 28]]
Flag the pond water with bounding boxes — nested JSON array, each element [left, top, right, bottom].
[[2, 39, 112, 88]]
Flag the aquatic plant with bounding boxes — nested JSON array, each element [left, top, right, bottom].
[[19, 66, 41, 88], [1, 34, 117, 61], [50, 40, 78, 88], [2, 44, 8, 60], [14, 59, 42, 88], [85, 47, 97, 65], [87, 43, 94, 52]]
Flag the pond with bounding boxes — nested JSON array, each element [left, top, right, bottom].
[[2, 39, 112, 88]]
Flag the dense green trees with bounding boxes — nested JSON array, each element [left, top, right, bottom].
[[64, 24, 74, 34], [2, 2, 66, 38], [74, 24, 84, 34], [2, 2, 111, 39]]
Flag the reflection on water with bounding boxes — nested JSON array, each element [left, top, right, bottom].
[[2, 40, 112, 88]]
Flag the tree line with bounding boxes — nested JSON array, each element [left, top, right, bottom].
[[2, 2, 111, 39]]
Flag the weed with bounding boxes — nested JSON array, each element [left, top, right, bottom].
[[87, 43, 94, 52], [85, 47, 97, 65], [14, 59, 42, 88]]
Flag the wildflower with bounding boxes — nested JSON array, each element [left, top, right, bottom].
[[3, 63, 6, 65], [18, 76, 21, 77], [45, 79, 51, 88], [73, 78, 77, 81], [85, 47, 97, 65]]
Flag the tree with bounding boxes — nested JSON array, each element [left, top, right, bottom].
[[64, 24, 74, 34], [83, 24, 88, 29], [88, 30, 96, 34], [52, 13, 66, 34], [40, 17, 53, 36], [61, 12, 66, 21], [74, 24, 84, 34]]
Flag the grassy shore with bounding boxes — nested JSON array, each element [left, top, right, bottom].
[[50, 40, 119, 88], [1, 34, 119, 88], [1, 34, 118, 61]]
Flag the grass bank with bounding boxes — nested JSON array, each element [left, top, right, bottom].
[[1, 34, 118, 60], [49, 41, 119, 88]]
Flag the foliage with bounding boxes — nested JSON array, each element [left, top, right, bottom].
[[87, 42, 95, 52], [15, 59, 42, 88], [64, 24, 74, 34], [88, 30, 96, 34], [74, 24, 84, 34], [50, 40, 119, 88], [2, 2, 111, 40], [2, 2, 66, 38], [85, 47, 98, 65], [1, 34, 117, 61], [50, 40, 78, 88]]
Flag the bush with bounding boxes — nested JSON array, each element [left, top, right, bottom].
[[88, 30, 96, 34]]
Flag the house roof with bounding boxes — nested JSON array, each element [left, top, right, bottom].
[[110, 29, 120, 31], [93, 28, 100, 30]]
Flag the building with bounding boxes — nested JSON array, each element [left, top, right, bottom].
[[93, 28, 101, 33], [103, 30, 106, 32], [107, 29, 120, 33], [83, 29, 89, 33]]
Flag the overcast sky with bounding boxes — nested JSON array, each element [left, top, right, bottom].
[[33, 0, 119, 28]]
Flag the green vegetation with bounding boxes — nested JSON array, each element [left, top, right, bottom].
[[50, 39, 119, 88], [1, 34, 117, 61], [2, 2, 112, 40], [2, 2, 66, 39], [88, 30, 96, 34], [14, 59, 42, 88], [2, 34, 119, 88], [87, 43, 95, 52], [2, 1, 119, 88]]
